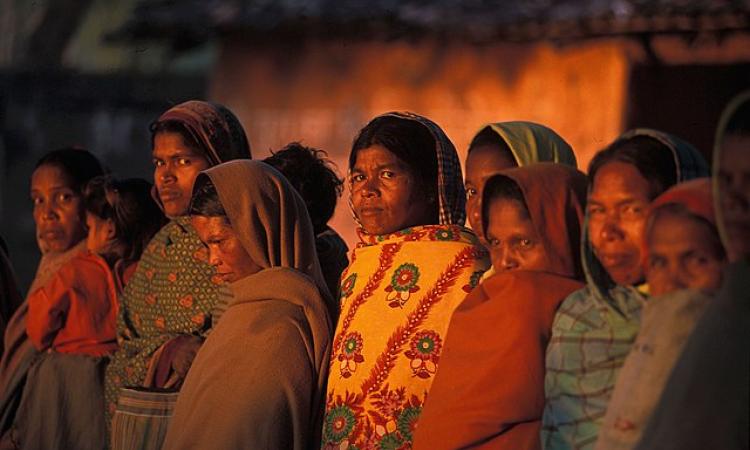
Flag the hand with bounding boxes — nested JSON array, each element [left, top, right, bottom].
[[169, 335, 204, 380]]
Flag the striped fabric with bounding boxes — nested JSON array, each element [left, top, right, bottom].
[[111, 388, 179, 450]]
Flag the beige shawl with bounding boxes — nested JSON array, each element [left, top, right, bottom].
[[163, 160, 332, 450]]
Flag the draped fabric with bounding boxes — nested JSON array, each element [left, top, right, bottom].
[[542, 129, 710, 450], [480, 121, 578, 168], [105, 100, 252, 424], [413, 164, 587, 450], [163, 160, 332, 450], [321, 225, 489, 449]]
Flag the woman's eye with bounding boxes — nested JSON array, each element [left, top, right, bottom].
[[381, 170, 395, 179], [588, 206, 604, 216], [622, 204, 644, 217], [488, 238, 500, 247], [648, 256, 666, 270], [465, 188, 477, 199], [177, 158, 190, 166], [519, 238, 533, 248], [351, 174, 365, 183], [153, 159, 164, 167], [58, 193, 74, 203], [31, 197, 43, 206]]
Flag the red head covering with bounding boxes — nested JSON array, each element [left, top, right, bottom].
[[491, 162, 588, 280], [643, 178, 717, 266]]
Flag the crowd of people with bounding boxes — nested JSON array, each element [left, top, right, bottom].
[[0, 91, 747, 450]]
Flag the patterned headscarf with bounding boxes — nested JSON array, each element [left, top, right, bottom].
[[152, 100, 252, 165], [474, 121, 578, 168], [349, 111, 466, 228]]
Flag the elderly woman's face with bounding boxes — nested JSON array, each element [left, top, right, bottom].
[[191, 215, 261, 284], [351, 145, 434, 236], [153, 132, 210, 218], [30, 164, 87, 253], [587, 161, 652, 286]]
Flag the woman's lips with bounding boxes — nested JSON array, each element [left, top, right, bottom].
[[599, 252, 633, 268], [159, 189, 182, 203]]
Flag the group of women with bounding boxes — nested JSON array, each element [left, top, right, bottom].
[[0, 91, 747, 450]]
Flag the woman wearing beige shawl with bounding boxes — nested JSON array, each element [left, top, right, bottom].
[[162, 160, 332, 450]]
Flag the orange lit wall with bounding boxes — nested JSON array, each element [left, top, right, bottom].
[[210, 37, 631, 246]]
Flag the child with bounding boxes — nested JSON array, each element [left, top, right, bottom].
[[413, 163, 587, 450], [595, 180, 728, 450], [27, 176, 165, 354], [16, 177, 164, 450], [264, 142, 348, 318]]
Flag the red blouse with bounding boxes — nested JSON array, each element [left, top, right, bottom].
[[26, 251, 123, 356]]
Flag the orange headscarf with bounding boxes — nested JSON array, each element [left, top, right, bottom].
[[486, 162, 588, 280], [413, 163, 588, 450]]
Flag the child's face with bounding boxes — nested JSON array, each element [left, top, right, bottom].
[[485, 198, 550, 272], [465, 145, 517, 234], [31, 164, 86, 254], [85, 213, 113, 255], [646, 211, 726, 297]]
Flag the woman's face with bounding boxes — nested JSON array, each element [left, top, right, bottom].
[[30, 164, 87, 253], [191, 215, 261, 284], [485, 198, 550, 272], [465, 144, 517, 233], [587, 161, 652, 286], [646, 211, 726, 296], [716, 133, 750, 262], [351, 145, 434, 236], [153, 132, 210, 218]]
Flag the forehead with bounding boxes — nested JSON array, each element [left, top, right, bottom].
[[648, 211, 717, 249], [352, 145, 410, 170], [590, 161, 651, 201], [487, 199, 533, 230], [152, 131, 204, 158], [190, 215, 233, 235], [466, 145, 517, 179], [31, 164, 74, 190]]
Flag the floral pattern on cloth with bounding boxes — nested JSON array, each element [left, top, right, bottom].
[[323, 224, 489, 449], [104, 218, 231, 419]]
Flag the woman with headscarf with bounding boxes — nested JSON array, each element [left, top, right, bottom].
[[635, 91, 750, 450], [412, 163, 587, 450], [320, 112, 490, 450], [161, 160, 332, 449], [0, 148, 104, 446], [464, 121, 578, 234], [104, 100, 252, 421], [593, 178, 727, 450], [541, 129, 709, 450]]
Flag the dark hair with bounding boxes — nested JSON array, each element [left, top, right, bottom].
[[35, 147, 105, 193], [588, 135, 677, 199], [724, 96, 750, 135], [481, 174, 530, 239], [350, 115, 439, 210], [149, 120, 203, 155], [468, 126, 515, 160], [84, 176, 166, 262], [264, 142, 343, 235], [189, 175, 227, 218], [648, 203, 726, 260]]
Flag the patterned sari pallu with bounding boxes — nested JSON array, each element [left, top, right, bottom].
[[322, 224, 489, 449]]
